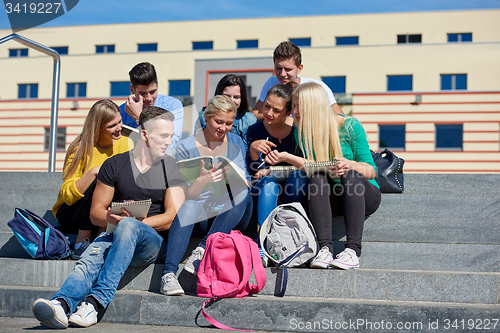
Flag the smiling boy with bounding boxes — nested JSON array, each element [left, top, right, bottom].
[[252, 41, 343, 121]]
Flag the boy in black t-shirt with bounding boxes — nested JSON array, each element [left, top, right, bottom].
[[33, 107, 189, 329]]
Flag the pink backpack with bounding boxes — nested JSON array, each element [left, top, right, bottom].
[[197, 230, 266, 331]]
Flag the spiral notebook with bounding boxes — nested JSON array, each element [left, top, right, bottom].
[[266, 161, 341, 181], [106, 199, 152, 233]]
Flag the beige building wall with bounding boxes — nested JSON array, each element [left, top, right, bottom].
[[0, 9, 499, 172]]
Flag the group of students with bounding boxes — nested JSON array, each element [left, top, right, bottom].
[[32, 41, 381, 329]]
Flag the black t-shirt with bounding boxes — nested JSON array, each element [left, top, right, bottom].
[[98, 151, 186, 217]]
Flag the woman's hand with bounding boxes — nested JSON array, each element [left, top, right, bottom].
[[254, 168, 269, 180], [331, 157, 354, 176], [90, 166, 100, 177], [197, 160, 225, 184], [250, 139, 276, 155], [265, 150, 288, 165]]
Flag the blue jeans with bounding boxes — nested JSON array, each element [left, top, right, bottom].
[[252, 170, 308, 227], [178, 190, 253, 249], [52, 213, 192, 313]]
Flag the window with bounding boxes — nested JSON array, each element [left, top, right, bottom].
[[379, 125, 406, 150], [192, 41, 213, 50], [9, 48, 28, 57], [387, 75, 413, 91], [441, 74, 467, 90], [51, 46, 68, 55], [66, 83, 87, 98], [96, 45, 115, 53], [322, 76, 346, 93], [397, 34, 422, 44], [110, 81, 130, 97], [44, 127, 66, 152], [18, 84, 38, 99], [137, 43, 157, 52], [289, 38, 311, 47], [336, 36, 359, 46], [436, 124, 463, 150], [448, 33, 472, 43], [237, 40, 258, 49], [169, 80, 191, 96]]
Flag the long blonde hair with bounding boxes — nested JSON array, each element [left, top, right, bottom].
[[62, 100, 119, 180], [293, 82, 343, 161]]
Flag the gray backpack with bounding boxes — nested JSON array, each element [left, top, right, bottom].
[[259, 202, 318, 268]]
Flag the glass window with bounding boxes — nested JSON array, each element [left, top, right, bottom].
[[436, 124, 463, 150], [51, 46, 68, 55], [397, 34, 422, 43], [44, 127, 66, 151], [336, 36, 359, 46], [387, 75, 413, 91], [192, 41, 213, 50], [96, 45, 115, 53], [9, 48, 28, 57], [18, 84, 38, 99], [67, 83, 87, 98], [448, 33, 472, 43], [289, 38, 311, 47], [169, 80, 191, 96], [441, 74, 467, 90], [137, 43, 157, 52], [322, 76, 346, 93], [110, 81, 130, 97], [237, 39, 258, 49], [379, 125, 406, 150]]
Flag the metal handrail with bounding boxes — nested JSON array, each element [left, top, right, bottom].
[[0, 33, 60, 172]]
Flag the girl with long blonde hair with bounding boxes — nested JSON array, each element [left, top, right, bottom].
[[53, 100, 132, 259], [278, 82, 381, 269]]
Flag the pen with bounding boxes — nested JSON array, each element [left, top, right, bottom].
[[257, 137, 269, 169]]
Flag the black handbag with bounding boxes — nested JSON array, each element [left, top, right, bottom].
[[371, 149, 404, 193]]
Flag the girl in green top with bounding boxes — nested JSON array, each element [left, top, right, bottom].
[[272, 82, 381, 269]]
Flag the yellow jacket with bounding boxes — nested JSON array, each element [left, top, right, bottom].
[[52, 136, 133, 217]]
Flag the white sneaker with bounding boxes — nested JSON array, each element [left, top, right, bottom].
[[330, 248, 359, 270], [33, 298, 68, 329], [184, 246, 205, 275], [160, 272, 185, 296], [310, 246, 333, 269], [68, 302, 97, 327]]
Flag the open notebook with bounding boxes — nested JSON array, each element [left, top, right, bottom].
[[106, 199, 152, 233]]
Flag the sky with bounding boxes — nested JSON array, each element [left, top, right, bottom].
[[1, 0, 500, 32]]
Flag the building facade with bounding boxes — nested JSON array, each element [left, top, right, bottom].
[[1, 10, 499, 172]]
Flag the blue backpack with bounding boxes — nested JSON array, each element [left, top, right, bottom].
[[7, 208, 71, 260]]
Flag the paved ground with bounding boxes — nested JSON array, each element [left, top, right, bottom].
[[0, 316, 292, 333]]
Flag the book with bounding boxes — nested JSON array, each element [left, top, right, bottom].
[[265, 161, 341, 181], [121, 124, 139, 137], [177, 155, 249, 198], [106, 199, 152, 233]]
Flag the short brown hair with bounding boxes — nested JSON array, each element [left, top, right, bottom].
[[273, 41, 302, 67]]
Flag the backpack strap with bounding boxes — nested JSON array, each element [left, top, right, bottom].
[[246, 237, 266, 294], [201, 297, 252, 331]]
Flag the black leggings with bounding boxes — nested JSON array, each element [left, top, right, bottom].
[[308, 170, 381, 257], [56, 179, 99, 235]]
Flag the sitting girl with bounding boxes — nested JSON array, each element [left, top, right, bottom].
[[271, 82, 381, 269], [194, 74, 256, 149], [246, 83, 308, 231], [176, 95, 253, 274], [53, 100, 132, 259]]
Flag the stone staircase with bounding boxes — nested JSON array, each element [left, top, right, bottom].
[[0, 172, 499, 332]]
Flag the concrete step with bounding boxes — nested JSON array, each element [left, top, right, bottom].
[[1, 254, 499, 304], [3, 285, 500, 332]]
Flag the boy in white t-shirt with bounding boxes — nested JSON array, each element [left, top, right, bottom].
[[252, 41, 344, 121]]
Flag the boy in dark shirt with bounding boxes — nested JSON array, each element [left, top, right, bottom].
[[33, 107, 189, 329]]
